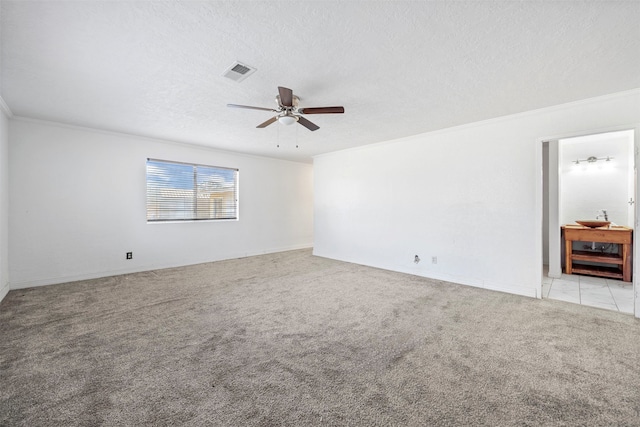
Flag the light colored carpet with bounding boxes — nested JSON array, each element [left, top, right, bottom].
[[1, 249, 639, 426]]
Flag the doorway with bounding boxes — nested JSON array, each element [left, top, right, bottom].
[[541, 128, 637, 315]]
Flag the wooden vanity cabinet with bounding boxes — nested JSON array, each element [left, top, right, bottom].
[[561, 225, 632, 282]]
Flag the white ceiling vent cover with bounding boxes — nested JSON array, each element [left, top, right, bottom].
[[222, 61, 257, 82]]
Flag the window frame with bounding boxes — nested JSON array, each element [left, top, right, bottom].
[[146, 158, 239, 223]]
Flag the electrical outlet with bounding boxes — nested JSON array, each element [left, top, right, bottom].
[[432, 256, 437, 264], [126, 252, 132, 260]]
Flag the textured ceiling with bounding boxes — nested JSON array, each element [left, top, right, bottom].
[[2, 1, 640, 163]]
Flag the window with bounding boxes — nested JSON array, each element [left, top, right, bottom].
[[146, 159, 238, 222]]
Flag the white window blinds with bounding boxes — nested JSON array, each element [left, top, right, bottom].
[[146, 159, 238, 222]]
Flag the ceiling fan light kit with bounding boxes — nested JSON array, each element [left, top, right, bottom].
[[278, 115, 298, 126], [228, 86, 344, 131]]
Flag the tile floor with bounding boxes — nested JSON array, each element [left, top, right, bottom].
[[542, 269, 634, 314]]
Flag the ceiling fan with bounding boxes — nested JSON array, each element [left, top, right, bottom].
[[227, 86, 344, 131]]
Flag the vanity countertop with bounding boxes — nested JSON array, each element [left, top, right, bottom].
[[562, 224, 632, 230], [561, 225, 632, 243]]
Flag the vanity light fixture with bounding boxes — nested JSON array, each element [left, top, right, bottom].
[[573, 156, 613, 165]]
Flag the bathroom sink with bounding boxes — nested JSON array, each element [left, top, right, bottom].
[[575, 220, 610, 228]]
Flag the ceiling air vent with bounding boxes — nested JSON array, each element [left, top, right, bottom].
[[222, 61, 257, 82]]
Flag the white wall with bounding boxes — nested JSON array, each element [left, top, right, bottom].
[[9, 119, 313, 289], [0, 110, 8, 301], [314, 90, 640, 298], [560, 130, 634, 227]]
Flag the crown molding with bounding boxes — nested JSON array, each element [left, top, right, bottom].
[[314, 88, 640, 160], [0, 95, 13, 118], [10, 115, 311, 166]]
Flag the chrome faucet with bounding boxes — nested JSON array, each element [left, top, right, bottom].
[[596, 209, 608, 221]]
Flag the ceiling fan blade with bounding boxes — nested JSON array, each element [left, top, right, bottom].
[[299, 106, 345, 114], [256, 116, 278, 128], [297, 116, 319, 131], [278, 86, 294, 107], [227, 103, 277, 112]]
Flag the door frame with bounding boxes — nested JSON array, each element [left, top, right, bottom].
[[535, 124, 640, 318]]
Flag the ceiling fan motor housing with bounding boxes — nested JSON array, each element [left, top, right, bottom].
[[276, 95, 299, 110]]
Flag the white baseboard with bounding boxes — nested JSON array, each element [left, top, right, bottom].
[[312, 251, 538, 299], [9, 244, 314, 290], [0, 281, 9, 303]]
